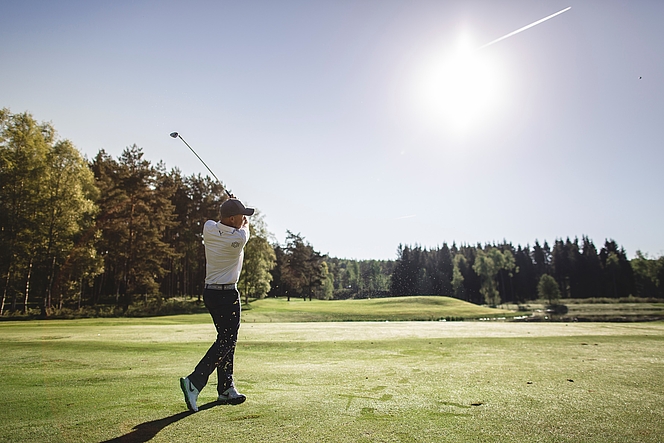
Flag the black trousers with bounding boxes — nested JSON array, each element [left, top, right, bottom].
[[188, 287, 241, 394]]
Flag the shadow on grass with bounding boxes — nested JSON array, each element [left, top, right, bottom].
[[100, 401, 218, 443]]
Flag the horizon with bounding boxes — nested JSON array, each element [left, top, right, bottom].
[[2, 1, 662, 260]]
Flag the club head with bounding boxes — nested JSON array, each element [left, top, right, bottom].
[[169, 132, 179, 138]]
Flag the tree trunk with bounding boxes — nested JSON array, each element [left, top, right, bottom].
[[500, 271, 506, 303], [0, 269, 10, 316], [509, 275, 515, 302], [46, 256, 56, 309], [79, 276, 84, 309], [95, 271, 104, 305], [183, 256, 188, 297], [23, 258, 33, 314], [11, 285, 17, 311]]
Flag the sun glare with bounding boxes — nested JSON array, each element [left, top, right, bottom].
[[414, 36, 504, 135]]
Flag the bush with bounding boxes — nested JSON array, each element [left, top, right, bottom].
[[546, 304, 569, 315], [0, 296, 209, 320]]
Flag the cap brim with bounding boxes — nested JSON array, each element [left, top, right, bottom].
[[243, 208, 255, 216]]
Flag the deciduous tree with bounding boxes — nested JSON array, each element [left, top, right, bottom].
[[0, 110, 99, 315], [473, 248, 501, 306], [537, 274, 560, 305], [239, 210, 276, 303]]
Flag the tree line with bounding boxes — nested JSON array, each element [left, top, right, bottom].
[[267, 231, 394, 301], [390, 238, 664, 305], [1, 110, 663, 316], [0, 110, 276, 315]]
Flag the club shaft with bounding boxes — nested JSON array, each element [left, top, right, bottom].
[[177, 135, 232, 197]]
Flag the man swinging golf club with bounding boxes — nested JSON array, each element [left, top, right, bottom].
[[180, 197, 254, 411]]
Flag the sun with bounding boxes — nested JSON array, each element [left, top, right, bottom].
[[414, 36, 505, 135]]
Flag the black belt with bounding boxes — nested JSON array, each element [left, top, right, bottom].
[[205, 283, 237, 290]]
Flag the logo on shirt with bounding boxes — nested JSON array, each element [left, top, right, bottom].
[[231, 241, 240, 248]]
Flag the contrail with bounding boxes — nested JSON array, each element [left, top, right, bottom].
[[477, 6, 571, 50]]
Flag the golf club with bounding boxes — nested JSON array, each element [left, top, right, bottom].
[[169, 132, 232, 197]]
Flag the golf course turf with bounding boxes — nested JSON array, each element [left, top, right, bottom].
[[0, 297, 662, 442], [241, 296, 517, 322]]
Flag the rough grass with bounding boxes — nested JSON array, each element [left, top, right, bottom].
[[0, 319, 662, 442]]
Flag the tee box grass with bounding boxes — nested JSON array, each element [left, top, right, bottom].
[[0, 297, 662, 442]]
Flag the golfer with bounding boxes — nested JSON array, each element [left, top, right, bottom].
[[180, 198, 254, 412]]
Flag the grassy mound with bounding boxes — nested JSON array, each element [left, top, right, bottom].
[[242, 296, 514, 322]]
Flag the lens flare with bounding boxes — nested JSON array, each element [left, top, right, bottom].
[[415, 36, 503, 134]]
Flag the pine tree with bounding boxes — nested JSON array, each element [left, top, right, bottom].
[[599, 240, 635, 298], [280, 231, 325, 300], [91, 146, 176, 309], [578, 236, 602, 298], [513, 245, 536, 302]]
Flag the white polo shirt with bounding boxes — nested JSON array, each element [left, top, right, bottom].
[[203, 220, 250, 285]]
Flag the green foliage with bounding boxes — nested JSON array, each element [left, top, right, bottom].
[[469, 247, 516, 306], [473, 249, 501, 306], [391, 244, 454, 297], [537, 274, 561, 305], [1, 108, 660, 317], [239, 210, 276, 302], [322, 258, 392, 299], [452, 254, 466, 299], [160, 172, 226, 299], [631, 251, 664, 298], [318, 261, 335, 300], [391, 237, 648, 306], [0, 109, 99, 315], [274, 231, 325, 300], [599, 240, 635, 298], [91, 146, 177, 308]]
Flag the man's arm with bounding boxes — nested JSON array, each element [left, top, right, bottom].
[[238, 216, 250, 243]]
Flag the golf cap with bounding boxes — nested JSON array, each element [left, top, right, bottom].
[[220, 199, 255, 218]]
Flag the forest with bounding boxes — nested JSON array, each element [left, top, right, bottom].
[[1, 109, 663, 317]]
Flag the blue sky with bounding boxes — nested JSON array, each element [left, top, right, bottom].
[[2, 0, 663, 260]]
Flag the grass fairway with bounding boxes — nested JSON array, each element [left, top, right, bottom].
[[242, 296, 514, 322], [0, 319, 662, 442]]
